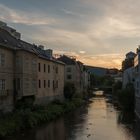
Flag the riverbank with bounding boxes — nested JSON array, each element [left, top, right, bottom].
[[3, 95, 138, 140], [0, 98, 85, 137]]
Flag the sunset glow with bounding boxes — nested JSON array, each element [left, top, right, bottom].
[[0, 0, 139, 68]]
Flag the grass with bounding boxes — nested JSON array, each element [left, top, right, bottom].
[[0, 98, 85, 137]]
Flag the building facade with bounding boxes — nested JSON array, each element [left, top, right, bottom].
[[134, 48, 140, 119], [122, 67, 135, 88], [0, 25, 64, 112], [122, 51, 136, 88], [83, 67, 90, 92], [58, 55, 89, 94], [0, 44, 14, 112], [36, 57, 64, 105], [122, 51, 136, 71]]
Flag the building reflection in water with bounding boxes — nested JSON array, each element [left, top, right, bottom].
[[117, 111, 135, 139], [35, 118, 66, 140], [134, 117, 140, 140], [3, 96, 140, 140]]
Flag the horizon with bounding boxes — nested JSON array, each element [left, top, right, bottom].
[[0, 0, 140, 69]]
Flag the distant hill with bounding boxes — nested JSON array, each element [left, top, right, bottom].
[[85, 65, 108, 76]]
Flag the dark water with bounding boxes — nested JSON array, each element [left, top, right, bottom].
[[3, 91, 140, 140]]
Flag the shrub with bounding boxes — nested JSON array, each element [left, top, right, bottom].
[[0, 98, 84, 137], [118, 83, 135, 111], [64, 82, 76, 99]]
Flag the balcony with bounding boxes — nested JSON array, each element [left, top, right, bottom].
[[0, 90, 8, 97]]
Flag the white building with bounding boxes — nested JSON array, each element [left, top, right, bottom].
[[134, 48, 140, 119], [122, 51, 135, 88], [83, 68, 90, 92], [122, 67, 135, 88]]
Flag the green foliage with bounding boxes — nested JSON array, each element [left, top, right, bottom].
[[0, 98, 84, 137], [92, 75, 115, 87], [101, 76, 114, 86], [112, 81, 122, 96], [64, 82, 76, 99], [117, 83, 135, 111], [113, 82, 135, 111], [15, 96, 35, 110]]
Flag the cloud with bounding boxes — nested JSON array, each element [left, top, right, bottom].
[[79, 53, 124, 68], [0, 4, 55, 25], [79, 51, 86, 54], [61, 8, 83, 17], [0, 0, 139, 68]]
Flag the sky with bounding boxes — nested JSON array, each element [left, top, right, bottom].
[[0, 0, 140, 69]]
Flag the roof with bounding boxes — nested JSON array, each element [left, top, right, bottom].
[[0, 28, 64, 65], [57, 55, 76, 65], [85, 65, 108, 76]]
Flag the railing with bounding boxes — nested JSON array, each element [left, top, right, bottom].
[[0, 90, 8, 97]]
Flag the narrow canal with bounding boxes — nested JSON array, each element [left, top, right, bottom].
[[3, 91, 140, 140]]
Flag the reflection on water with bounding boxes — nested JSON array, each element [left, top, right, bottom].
[[93, 90, 104, 96], [3, 92, 140, 140]]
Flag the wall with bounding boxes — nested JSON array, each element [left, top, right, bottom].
[[15, 50, 38, 99], [0, 46, 14, 112], [64, 64, 84, 94], [35, 58, 64, 105], [122, 67, 134, 88]]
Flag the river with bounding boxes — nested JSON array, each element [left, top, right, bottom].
[[3, 91, 140, 140]]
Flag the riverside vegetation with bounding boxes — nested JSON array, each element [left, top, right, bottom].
[[0, 82, 89, 137], [112, 82, 135, 111], [0, 98, 85, 137]]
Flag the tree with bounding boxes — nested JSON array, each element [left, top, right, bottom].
[[64, 82, 76, 99], [118, 83, 135, 111]]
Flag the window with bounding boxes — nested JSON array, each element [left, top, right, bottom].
[[48, 65, 50, 73], [67, 75, 72, 80], [53, 80, 55, 89], [0, 79, 5, 90], [0, 53, 5, 66], [56, 80, 58, 88], [38, 63, 41, 72], [25, 78, 29, 89], [44, 64, 46, 72], [44, 80, 46, 88], [48, 80, 50, 88], [39, 80, 41, 88], [67, 67, 71, 72], [16, 56, 20, 68], [56, 67, 58, 73]]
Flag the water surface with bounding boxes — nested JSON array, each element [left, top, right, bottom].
[[3, 92, 140, 140]]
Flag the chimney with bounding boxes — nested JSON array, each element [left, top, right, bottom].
[[137, 45, 140, 53], [0, 21, 7, 27], [45, 49, 53, 58], [0, 21, 21, 39], [38, 45, 44, 50]]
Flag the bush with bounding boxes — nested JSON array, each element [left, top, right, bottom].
[[0, 98, 84, 137], [117, 83, 135, 111], [112, 81, 122, 97], [64, 82, 76, 99], [15, 96, 35, 110]]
